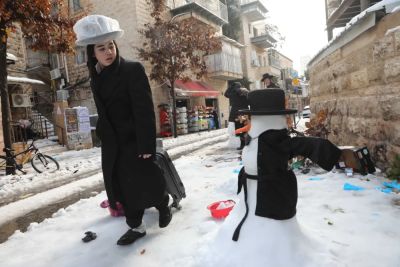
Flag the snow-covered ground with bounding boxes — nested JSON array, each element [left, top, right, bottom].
[[0, 139, 399, 267], [0, 129, 227, 206]]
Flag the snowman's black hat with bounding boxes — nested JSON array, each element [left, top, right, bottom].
[[238, 89, 297, 115]]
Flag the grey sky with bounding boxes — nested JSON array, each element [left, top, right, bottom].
[[263, 0, 328, 74]]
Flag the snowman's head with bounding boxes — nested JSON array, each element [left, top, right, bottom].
[[249, 115, 287, 137]]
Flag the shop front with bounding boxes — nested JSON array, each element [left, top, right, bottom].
[[158, 80, 221, 136]]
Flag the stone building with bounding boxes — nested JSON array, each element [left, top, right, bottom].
[[1, 23, 50, 152], [237, 2, 276, 89], [236, 0, 296, 92], [40, 0, 298, 137], [60, 0, 240, 134], [1, 0, 297, 148], [308, 1, 400, 170]]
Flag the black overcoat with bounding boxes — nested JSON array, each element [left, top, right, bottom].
[[253, 129, 341, 219], [91, 57, 166, 210], [224, 86, 249, 122]]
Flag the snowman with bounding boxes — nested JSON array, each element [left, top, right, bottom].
[[224, 82, 249, 149], [200, 89, 350, 267]]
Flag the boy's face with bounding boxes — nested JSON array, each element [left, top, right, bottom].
[[94, 40, 117, 67], [263, 78, 271, 87]]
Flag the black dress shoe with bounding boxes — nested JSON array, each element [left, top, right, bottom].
[[158, 206, 172, 228], [82, 231, 97, 243], [117, 229, 146, 246]]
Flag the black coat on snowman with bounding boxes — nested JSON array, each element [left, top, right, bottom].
[[233, 89, 343, 241]]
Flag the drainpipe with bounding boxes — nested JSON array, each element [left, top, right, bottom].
[[325, 0, 333, 41], [63, 53, 69, 84]]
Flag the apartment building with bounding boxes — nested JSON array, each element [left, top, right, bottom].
[[3, 0, 296, 144], [238, 0, 273, 89], [52, 0, 246, 133], [2, 24, 51, 151]]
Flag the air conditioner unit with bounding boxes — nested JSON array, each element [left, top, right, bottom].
[[50, 68, 61, 80], [11, 94, 32, 107]]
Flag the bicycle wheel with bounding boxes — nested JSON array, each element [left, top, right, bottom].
[[0, 156, 7, 176], [31, 154, 60, 173]]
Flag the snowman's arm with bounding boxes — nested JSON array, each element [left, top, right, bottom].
[[289, 137, 342, 171]]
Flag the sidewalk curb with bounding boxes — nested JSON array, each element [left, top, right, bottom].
[[0, 168, 103, 207]]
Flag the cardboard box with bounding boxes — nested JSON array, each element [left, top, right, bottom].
[[74, 106, 90, 117], [66, 132, 93, 150], [78, 122, 91, 133], [64, 108, 79, 133], [53, 101, 68, 145]]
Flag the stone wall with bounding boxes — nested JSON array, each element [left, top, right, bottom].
[[308, 12, 400, 171]]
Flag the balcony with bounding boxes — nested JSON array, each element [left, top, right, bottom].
[[205, 52, 243, 80], [169, 0, 228, 26], [268, 55, 281, 69], [251, 31, 276, 48], [327, 0, 381, 28], [240, 0, 267, 22], [205, 36, 243, 80]]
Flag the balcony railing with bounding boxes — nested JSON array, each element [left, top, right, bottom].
[[205, 52, 243, 80], [268, 55, 281, 69], [169, 0, 228, 25], [240, 0, 267, 22]]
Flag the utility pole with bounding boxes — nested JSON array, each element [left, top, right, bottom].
[[0, 29, 15, 174]]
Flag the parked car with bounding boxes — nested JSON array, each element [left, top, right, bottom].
[[302, 105, 311, 119]]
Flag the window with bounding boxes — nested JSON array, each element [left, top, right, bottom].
[[253, 27, 258, 37], [251, 50, 259, 67], [71, 0, 82, 11], [166, 0, 174, 8], [50, 1, 59, 17], [50, 53, 64, 69], [75, 47, 87, 65]]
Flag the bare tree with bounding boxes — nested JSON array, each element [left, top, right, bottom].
[[137, 0, 221, 137], [0, 0, 77, 173]]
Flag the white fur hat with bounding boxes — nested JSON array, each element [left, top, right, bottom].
[[73, 15, 124, 46]]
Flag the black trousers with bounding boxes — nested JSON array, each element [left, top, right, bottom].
[[126, 193, 169, 228]]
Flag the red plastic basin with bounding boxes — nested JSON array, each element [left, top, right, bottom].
[[207, 200, 236, 219]]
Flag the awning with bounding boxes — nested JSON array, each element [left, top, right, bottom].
[[7, 76, 45, 85], [6, 53, 18, 64], [174, 80, 219, 97]]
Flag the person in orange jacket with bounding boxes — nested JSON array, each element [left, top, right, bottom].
[[235, 115, 251, 150]]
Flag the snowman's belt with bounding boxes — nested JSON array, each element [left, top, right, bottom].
[[232, 167, 251, 241], [233, 168, 290, 241], [243, 172, 287, 181], [244, 173, 258, 180]]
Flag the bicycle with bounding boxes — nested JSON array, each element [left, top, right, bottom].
[[0, 139, 60, 175]]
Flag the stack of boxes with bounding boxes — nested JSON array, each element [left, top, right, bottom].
[[176, 107, 188, 135], [64, 106, 93, 150], [53, 101, 69, 145]]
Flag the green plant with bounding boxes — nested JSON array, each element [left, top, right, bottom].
[[387, 155, 400, 180]]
